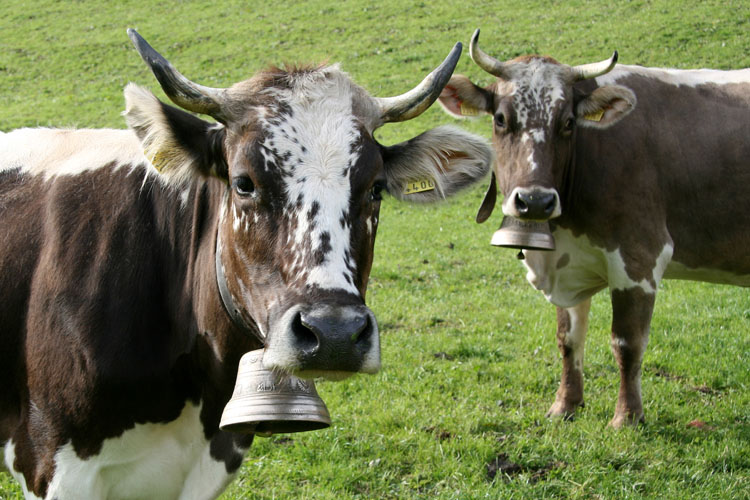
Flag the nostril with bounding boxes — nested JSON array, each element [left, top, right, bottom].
[[351, 315, 370, 343], [515, 192, 529, 214], [292, 313, 320, 354]]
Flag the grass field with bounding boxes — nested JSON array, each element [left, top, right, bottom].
[[1, 1, 749, 498]]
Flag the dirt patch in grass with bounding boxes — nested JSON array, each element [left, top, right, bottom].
[[486, 453, 565, 483]]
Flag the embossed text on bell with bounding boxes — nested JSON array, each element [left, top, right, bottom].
[[220, 350, 331, 436], [490, 216, 555, 251]]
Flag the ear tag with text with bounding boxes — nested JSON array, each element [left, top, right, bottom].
[[147, 150, 167, 172], [583, 109, 604, 122], [403, 178, 436, 195], [460, 102, 480, 116]]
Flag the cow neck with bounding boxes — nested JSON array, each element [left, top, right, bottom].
[[215, 231, 264, 343]]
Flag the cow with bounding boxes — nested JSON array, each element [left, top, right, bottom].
[[438, 28, 750, 427], [0, 30, 492, 499]]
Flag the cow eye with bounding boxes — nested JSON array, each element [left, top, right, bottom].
[[564, 116, 575, 132], [371, 181, 386, 201], [233, 176, 255, 197], [495, 112, 506, 129]]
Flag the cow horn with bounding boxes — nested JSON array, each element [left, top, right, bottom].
[[469, 29, 512, 79], [375, 42, 462, 124], [127, 29, 228, 121], [570, 51, 619, 81]]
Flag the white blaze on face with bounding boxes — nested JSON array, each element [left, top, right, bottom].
[[255, 69, 363, 295]]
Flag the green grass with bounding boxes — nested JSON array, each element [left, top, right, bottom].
[[1, 1, 749, 499]]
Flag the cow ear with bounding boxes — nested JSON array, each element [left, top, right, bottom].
[[575, 85, 636, 129], [123, 83, 227, 186], [437, 75, 493, 118], [382, 126, 492, 203]]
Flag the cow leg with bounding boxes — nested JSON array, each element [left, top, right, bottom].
[[546, 299, 591, 419], [609, 287, 655, 428], [179, 432, 254, 500]]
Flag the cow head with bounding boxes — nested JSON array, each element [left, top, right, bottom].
[[123, 30, 491, 379], [438, 29, 636, 223]]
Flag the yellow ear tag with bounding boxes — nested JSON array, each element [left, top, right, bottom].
[[584, 110, 604, 122], [460, 102, 480, 116], [145, 148, 169, 173], [403, 178, 436, 195]]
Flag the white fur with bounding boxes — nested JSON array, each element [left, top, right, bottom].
[[506, 60, 566, 129], [606, 243, 673, 293], [596, 64, 750, 89], [564, 299, 591, 372], [5, 440, 44, 499], [0, 128, 152, 180], [522, 228, 676, 308], [27, 402, 243, 500], [256, 69, 363, 295], [523, 228, 607, 308]]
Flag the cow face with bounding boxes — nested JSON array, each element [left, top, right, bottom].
[[124, 31, 492, 379], [438, 29, 636, 223]]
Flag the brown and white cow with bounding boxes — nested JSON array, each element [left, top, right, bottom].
[[0, 30, 491, 499], [439, 29, 750, 427]]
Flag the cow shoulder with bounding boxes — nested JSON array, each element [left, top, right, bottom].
[[381, 125, 492, 203], [123, 84, 227, 186]]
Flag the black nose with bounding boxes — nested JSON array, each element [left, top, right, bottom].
[[292, 307, 375, 372], [515, 190, 556, 220]]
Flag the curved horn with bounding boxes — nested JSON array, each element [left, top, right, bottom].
[[570, 51, 618, 81], [127, 29, 228, 121], [376, 42, 462, 124], [469, 29, 511, 79]]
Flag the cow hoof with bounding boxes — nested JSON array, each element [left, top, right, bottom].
[[545, 400, 584, 421], [608, 412, 645, 428]]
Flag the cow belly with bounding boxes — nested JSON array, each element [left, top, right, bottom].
[[664, 260, 750, 286], [11, 402, 241, 500]]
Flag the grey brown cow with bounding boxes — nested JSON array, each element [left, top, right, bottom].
[[439, 29, 750, 427], [0, 31, 491, 499]]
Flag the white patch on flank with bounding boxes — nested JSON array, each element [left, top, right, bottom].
[[256, 67, 361, 295], [0, 128, 152, 180], [596, 64, 750, 89], [522, 229, 673, 308], [606, 243, 673, 293], [41, 402, 242, 500]]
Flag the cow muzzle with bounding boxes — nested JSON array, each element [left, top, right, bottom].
[[504, 187, 561, 221], [262, 303, 381, 378]]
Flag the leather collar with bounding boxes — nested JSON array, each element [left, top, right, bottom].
[[215, 233, 264, 342]]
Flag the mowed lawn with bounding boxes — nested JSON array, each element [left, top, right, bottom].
[[1, 1, 749, 499]]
